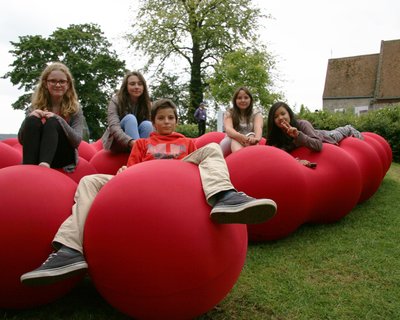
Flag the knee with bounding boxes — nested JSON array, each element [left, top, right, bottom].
[[78, 174, 111, 191], [79, 174, 97, 188], [122, 114, 138, 125], [140, 120, 153, 130], [43, 116, 61, 130], [139, 120, 153, 137], [205, 142, 223, 157], [24, 116, 42, 130]]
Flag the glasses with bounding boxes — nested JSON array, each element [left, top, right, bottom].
[[47, 79, 68, 86]]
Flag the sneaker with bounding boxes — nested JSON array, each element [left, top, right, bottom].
[[20, 250, 88, 286], [210, 192, 277, 224]]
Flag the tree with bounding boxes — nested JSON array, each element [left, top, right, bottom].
[[208, 48, 282, 112], [3, 23, 126, 139], [128, 0, 267, 123]]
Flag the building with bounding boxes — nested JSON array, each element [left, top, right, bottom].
[[322, 39, 400, 115]]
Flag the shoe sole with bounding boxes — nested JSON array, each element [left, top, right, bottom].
[[20, 261, 88, 286], [210, 199, 277, 224]]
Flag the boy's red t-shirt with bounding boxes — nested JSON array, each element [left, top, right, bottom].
[[127, 132, 197, 167]]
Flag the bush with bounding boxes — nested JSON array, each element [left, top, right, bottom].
[[176, 124, 199, 138]]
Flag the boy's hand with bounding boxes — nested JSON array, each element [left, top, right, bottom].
[[117, 166, 127, 175]]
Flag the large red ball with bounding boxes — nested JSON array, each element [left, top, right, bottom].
[[89, 149, 129, 175], [194, 131, 225, 148], [362, 132, 392, 173], [0, 142, 22, 169], [0, 165, 82, 309], [84, 160, 247, 319], [78, 141, 97, 161], [55, 157, 98, 183], [339, 137, 383, 203], [292, 143, 362, 223], [227, 146, 310, 241]]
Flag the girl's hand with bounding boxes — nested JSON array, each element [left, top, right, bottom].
[[43, 111, 56, 119], [117, 166, 127, 175], [247, 136, 260, 145], [238, 134, 250, 146], [30, 109, 46, 118], [296, 158, 317, 169], [281, 120, 299, 138]]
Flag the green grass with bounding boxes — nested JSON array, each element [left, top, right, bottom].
[[2, 163, 400, 319]]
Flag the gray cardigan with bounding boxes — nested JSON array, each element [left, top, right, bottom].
[[293, 120, 338, 152], [101, 95, 133, 153]]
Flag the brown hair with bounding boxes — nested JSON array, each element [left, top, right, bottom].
[[229, 86, 254, 129], [117, 71, 151, 122], [151, 99, 178, 123]]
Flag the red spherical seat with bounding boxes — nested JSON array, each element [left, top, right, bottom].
[[227, 145, 310, 241], [362, 132, 392, 173], [78, 141, 97, 161], [89, 149, 129, 175], [339, 137, 383, 203], [84, 160, 247, 319], [55, 157, 98, 183], [0, 142, 22, 169], [292, 143, 362, 223], [194, 131, 225, 148], [91, 138, 104, 151], [0, 165, 82, 309]]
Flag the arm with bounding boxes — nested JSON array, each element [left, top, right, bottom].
[[54, 107, 83, 148], [294, 120, 323, 152], [248, 112, 263, 145], [223, 111, 249, 146], [194, 108, 199, 122]]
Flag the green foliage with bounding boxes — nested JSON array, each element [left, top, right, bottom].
[[176, 123, 199, 138], [3, 23, 126, 139], [208, 48, 281, 111], [128, 0, 270, 123], [298, 105, 400, 162]]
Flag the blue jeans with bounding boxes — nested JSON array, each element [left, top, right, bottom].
[[120, 114, 153, 139]]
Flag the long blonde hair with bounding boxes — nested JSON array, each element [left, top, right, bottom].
[[31, 62, 79, 118]]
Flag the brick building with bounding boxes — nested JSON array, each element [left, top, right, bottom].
[[322, 39, 400, 114]]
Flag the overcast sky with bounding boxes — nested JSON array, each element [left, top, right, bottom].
[[1, 0, 399, 134]]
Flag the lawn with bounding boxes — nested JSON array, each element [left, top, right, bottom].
[[2, 163, 399, 320]]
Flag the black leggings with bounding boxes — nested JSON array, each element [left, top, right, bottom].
[[21, 116, 75, 168]]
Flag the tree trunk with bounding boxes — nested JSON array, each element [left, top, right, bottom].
[[189, 42, 203, 124]]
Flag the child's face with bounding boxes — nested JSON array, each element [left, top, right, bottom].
[[153, 107, 177, 135], [235, 90, 251, 111], [274, 106, 291, 129], [127, 75, 144, 100], [45, 70, 69, 98]]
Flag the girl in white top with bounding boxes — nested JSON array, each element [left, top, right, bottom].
[[220, 87, 263, 157]]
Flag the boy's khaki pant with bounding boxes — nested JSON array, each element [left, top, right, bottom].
[[53, 143, 234, 253]]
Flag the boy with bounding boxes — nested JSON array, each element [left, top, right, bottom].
[[21, 99, 277, 286]]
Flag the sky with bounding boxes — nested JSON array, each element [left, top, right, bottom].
[[1, 0, 399, 134]]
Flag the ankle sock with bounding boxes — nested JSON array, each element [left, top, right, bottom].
[[215, 189, 236, 202], [58, 245, 81, 255]]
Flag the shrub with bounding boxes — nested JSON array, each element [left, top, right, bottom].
[[176, 124, 199, 138]]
